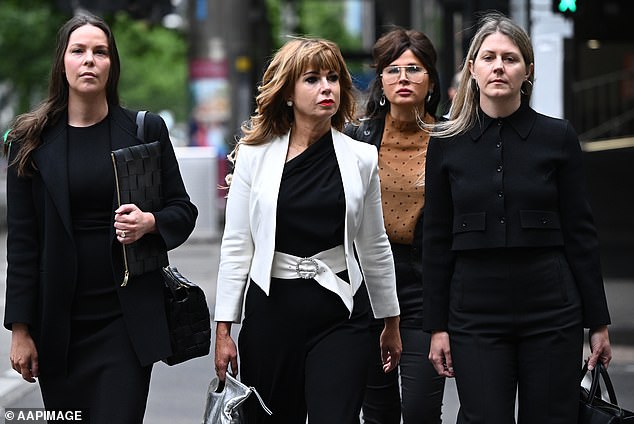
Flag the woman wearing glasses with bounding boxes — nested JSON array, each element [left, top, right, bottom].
[[345, 28, 445, 424]]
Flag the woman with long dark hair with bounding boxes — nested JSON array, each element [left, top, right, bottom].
[[4, 13, 197, 423]]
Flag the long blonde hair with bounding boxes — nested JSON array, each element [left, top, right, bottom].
[[430, 12, 534, 138]]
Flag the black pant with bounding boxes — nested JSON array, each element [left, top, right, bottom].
[[449, 248, 584, 424], [239, 278, 371, 424], [362, 242, 445, 424], [39, 316, 153, 424], [362, 326, 445, 424]]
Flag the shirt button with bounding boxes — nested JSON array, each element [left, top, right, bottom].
[[461, 222, 468, 228], [540, 217, 549, 225], [496, 165, 503, 172], [497, 191, 504, 198], [496, 141, 502, 148], [499, 217, 506, 224]]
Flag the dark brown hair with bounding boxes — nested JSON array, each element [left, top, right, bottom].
[[4, 12, 120, 176], [365, 27, 440, 119]]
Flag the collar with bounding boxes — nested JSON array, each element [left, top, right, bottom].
[[468, 99, 536, 142]]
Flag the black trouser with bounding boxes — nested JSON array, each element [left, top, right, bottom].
[[362, 241, 445, 424], [362, 326, 445, 424], [449, 248, 584, 424], [239, 278, 371, 424]]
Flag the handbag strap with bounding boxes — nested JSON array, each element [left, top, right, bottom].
[[582, 361, 619, 405], [248, 386, 273, 416], [136, 110, 147, 141], [224, 374, 273, 416]]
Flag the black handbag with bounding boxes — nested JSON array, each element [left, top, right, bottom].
[[111, 110, 169, 283], [162, 266, 211, 366], [579, 361, 634, 423], [112, 111, 211, 365]]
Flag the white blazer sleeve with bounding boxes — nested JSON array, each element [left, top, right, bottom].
[[214, 145, 255, 323], [354, 145, 400, 319]]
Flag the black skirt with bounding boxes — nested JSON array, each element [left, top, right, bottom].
[[38, 316, 152, 424]]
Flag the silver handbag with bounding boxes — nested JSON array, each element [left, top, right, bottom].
[[202, 373, 272, 424]]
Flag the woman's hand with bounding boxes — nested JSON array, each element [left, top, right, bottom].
[[588, 325, 612, 370], [380, 316, 402, 373], [10, 323, 39, 383], [215, 322, 238, 381], [429, 331, 454, 378], [114, 204, 156, 244]]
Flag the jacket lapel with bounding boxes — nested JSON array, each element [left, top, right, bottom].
[[332, 129, 364, 295], [255, 133, 288, 280], [332, 129, 362, 239], [32, 107, 139, 241], [109, 106, 141, 150], [33, 117, 73, 238]]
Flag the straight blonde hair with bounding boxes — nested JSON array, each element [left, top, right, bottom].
[[430, 12, 534, 138]]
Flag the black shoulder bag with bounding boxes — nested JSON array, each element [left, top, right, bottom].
[[111, 111, 211, 365]]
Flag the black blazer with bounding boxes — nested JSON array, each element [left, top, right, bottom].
[[422, 101, 611, 331], [3, 105, 198, 376]]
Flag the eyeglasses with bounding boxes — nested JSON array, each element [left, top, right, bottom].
[[381, 65, 428, 84]]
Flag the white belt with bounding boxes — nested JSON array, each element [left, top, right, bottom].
[[271, 245, 353, 313]]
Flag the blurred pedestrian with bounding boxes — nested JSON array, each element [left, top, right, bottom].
[[213, 36, 402, 424], [3, 13, 197, 424], [423, 12, 612, 423], [345, 27, 445, 424]]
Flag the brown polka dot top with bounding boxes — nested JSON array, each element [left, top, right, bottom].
[[378, 114, 430, 245]]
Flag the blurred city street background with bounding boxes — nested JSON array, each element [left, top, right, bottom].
[[1, 0, 634, 422]]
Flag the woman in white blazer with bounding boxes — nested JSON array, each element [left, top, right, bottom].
[[213, 37, 402, 424]]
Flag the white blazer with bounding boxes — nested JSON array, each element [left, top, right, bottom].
[[214, 128, 400, 323]]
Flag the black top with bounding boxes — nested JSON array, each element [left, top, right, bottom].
[[422, 101, 611, 330], [67, 116, 121, 320], [275, 130, 348, 279]]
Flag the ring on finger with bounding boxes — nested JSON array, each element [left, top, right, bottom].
[[121, 230, 126, 238]]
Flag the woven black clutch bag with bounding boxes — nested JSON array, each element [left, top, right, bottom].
[[111, 140, 169, 280], [162, 266, 211, 365]]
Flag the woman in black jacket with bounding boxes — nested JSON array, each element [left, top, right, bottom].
[[423, 12, 611, 424], [4, 13, 197, 423], [346, 28, 445, 424]]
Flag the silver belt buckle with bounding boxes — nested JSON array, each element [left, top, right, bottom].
[[296, 257, 319, 279]]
